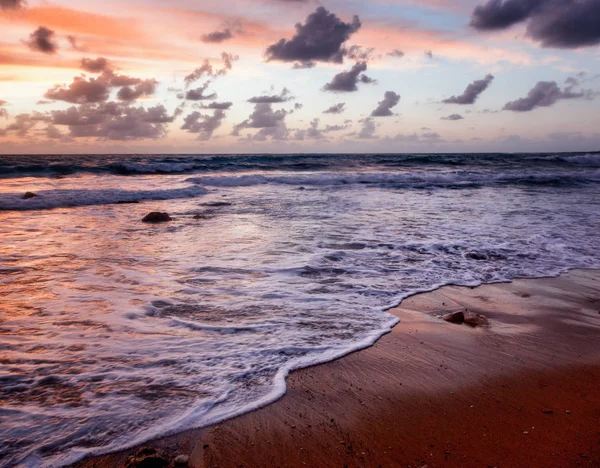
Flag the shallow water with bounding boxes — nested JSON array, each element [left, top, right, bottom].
[[1, 152, 600, 466]]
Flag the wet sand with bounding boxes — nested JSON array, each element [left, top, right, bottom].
[[77, 269, 600, 467]]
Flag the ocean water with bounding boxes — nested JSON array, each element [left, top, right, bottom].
[[1, 152, 599, 466]]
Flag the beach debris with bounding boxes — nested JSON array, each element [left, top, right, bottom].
[[125, 447, 169, 468], [142, 212, 172, 223], [22, 191, 38, 199], [543, 408, 554, 414], [173, 454, 190, 466], [566, 410, 571, 414], [442, 311, 465, 324]]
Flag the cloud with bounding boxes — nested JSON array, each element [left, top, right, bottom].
[[503, 80, 586, 111], [202, 29, 233, 43], [116, 79, 158, 102], [45, 75, 111, 104], [323, 61, 375, 92], [292, 118, 327, 141], [50, 102, 174, 140], [425, 50, 433, 59], [184, 82, 218, 101], [233, 103, 291, 140], [265, 7, 361, 66], [181, 109, 226, 140], [80, 57, 113, 74], [1, 0, 26, 10], [24, 26, 58, 54], [184, 52, 238, 86], [470, 0, 600, 48], [345, 45, 376, 61], [203, 101, 233, 110], [323, 103, 346, 114], [441, 113, 464, 120], [387, 49, 405, 58], [391, 132, 443, 143], [443, 74, 494, 105], [248, 88, 293, 103], [44, 72, 157, 104], [356, 117, 377, 139], [371, 91, 400, 117]]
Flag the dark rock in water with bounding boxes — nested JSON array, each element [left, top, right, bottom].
[[297, 186, 306, 190], [442, 311, 465, 324], [116, 200, 140, 204], [23, 192, 37, 199], [125, 447, 169, 468], [466, 252, 487, 261], [201, 202, 232, 207], [142, 212, 172, 223], [463, 311, 489, 327]]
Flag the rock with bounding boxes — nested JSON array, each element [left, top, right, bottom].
[[173, 454, 189, 466], [125, 447, 169, 468], [463, 311, 489, 327], [23, 192, 37, 199], [142, 212, 172, 223], [115, 200, 140, 204], [543, 408, 554, 414], [202, 202, 232, 207], [466, 252, 487, 261], [442, 311, 465, 324]]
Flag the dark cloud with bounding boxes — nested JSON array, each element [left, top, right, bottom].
[[233, 103, 291, 140], [470, 0, 600, 48], [116, 79, 158, 102], [503, 80, 585, 111], [387, 49, 405, 58], [184, 82, 218, 101], [81, 57, 113, 74], [265, 7, 361, 66], [203, 101, 233, 110], [323, 61, 375, 92], [0, 100, 7, 119], [371, 91, 400, 117], [184, 52, 238, 86], [441, 113, 464, 120], [45, 72, 157, 104], [248, 88, 293, 103], [181, 109, 226, 140], [323, 102, 345, 114], [25, 26, 58, 54], [45, 76, 110, 104], [425, 50, 433, 59], [471, 0, 541, 30], [345, 45, 376, 61], [1, 0, 26, 10], [0, 112, 49, 138], [50, 102, 173, 140], [443, 74, 494, 105], [202, 29, 233, 43]]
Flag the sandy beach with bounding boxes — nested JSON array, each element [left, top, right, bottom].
[[75, 269, 600, 467]]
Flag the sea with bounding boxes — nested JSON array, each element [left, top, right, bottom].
[[1, 152, 599, 467]]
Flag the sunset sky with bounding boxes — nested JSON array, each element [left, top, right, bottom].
[[0, 0, 599, 154]]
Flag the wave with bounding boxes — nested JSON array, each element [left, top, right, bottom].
[[0, 185, 207, 211], [1, 152, 599, 179], [185, 169, 600, 189]]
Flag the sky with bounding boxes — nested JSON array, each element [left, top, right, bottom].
[[0, 0, 599, 154]]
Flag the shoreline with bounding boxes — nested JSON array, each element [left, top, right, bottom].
[[76, 269, 600, 467]]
